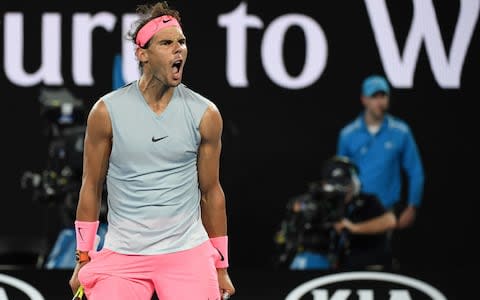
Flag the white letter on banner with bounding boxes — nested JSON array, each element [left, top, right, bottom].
[[121, 14, 141, 83], [73, 12, 116, 85], [218, 2, 263, 87], [261, 14, 327, 89], [4, 13, 62, 86], [365, 0, 479, 88]]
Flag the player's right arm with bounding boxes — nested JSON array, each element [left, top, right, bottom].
[[76, 99, 112, 221], [69, 99, 112, 295]]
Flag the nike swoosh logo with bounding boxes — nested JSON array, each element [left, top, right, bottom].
[[215, 248, 225, 261], [162, 18, 172, 23], [78, 228, 84, 241], [152, 136, 168, 142]]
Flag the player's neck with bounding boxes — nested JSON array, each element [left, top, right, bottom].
[[139, 76, 174, 103]]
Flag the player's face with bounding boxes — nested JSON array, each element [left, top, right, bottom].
[[143, 26, 188, 87]]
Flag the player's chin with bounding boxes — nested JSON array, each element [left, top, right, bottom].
[[168, 77, 182, 87], [170, 75, 182, 85]]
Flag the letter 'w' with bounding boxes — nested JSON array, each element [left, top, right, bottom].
[[365, 0, 479, 88]]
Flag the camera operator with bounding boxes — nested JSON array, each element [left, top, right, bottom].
[[274, 155, 397, 271], [326, 156, 397, 271]]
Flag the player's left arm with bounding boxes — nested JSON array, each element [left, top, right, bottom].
[[198, 103, 235, 298], [198, 103, 227, 237]]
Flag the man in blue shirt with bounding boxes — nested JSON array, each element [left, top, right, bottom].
[[336, 75, 424, 230]]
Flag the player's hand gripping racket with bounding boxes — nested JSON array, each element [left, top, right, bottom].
[[71, 286, 84, 300]]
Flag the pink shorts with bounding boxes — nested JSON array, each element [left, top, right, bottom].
[[78, 240, 221, 300]]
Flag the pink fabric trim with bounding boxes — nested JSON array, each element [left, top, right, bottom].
[[75, 220, 99, 251], [136, 15, 182, 47], [210, 236, 229, 268]]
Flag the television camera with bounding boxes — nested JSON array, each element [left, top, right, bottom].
[[273, 156, 361, 269], [20, 88, 107, 229], [273, 180, 347, 269]]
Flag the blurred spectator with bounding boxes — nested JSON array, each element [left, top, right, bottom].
[[336, 74, 425, 229]]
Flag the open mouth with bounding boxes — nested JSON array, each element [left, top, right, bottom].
[[172, 60, 182, 74]]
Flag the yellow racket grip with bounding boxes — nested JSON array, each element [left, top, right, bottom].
[[73, 286, 84, 300]]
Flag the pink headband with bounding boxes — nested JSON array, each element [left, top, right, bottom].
[[136, 15, 182, 47]]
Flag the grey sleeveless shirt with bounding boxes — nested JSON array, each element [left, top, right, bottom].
[[102, 81, 210, 254]]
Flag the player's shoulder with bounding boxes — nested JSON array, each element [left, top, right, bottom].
[[178, 83, 219, 114], [101, 81, 136, 103], [86, 97, 110, 126], [178, 83, 212, 104]]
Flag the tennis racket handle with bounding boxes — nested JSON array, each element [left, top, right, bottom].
[[72, 286, 84, 300]]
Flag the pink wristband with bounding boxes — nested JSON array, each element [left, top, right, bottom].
[[75, 220, 99, 252], [210, 236, 229, 269]]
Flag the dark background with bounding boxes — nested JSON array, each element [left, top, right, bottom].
[[0, 0, 478, 279]]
